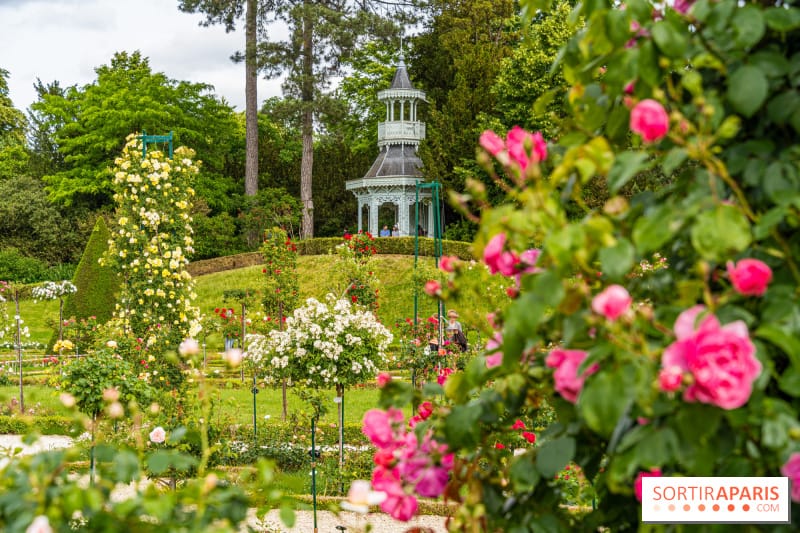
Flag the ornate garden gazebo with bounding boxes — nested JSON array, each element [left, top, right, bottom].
[[345, 53, 433, 236]]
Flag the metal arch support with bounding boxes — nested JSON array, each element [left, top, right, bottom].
[[140, 130, 174, 159], [413, 181, 443, 328]]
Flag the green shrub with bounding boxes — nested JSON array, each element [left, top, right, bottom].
[[0, 415, 78, 435], [62, 217, 118, 325], [0, 248, 48, 283]]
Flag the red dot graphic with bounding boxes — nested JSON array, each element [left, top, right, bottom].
[[669, 504, 676, 512], [713, 504, 720, 512], [743, 504, 750, 512], [728, 504, 735, 512], [683, 504, 691, 512]]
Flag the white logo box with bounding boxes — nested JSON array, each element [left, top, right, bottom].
[[641, 477, 791, 524]]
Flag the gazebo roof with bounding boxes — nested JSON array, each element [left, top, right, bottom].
[[363, 145, 423, 179], [390, 57, 415, 90]]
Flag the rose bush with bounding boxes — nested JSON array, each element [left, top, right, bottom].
[[371, 0, 800, 529]]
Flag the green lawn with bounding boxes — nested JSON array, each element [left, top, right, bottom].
[[0, 382, 386, 426]]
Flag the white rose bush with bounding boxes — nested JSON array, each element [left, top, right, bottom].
[[247, 294, 392, 388]]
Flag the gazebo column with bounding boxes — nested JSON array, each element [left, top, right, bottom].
[[369, 197, 379, 236], [357, 198, 363, 232], [399, 197, 410, 237]]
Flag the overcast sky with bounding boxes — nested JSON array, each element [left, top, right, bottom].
[[0, 0, 284, 112]]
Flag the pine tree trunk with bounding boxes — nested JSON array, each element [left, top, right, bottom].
[[300, 2, 314, 239], [244, 0, 258, 197]]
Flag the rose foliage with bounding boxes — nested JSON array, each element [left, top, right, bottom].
[[372, 0, 800, 530]]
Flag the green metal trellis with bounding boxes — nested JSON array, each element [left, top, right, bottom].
[[140, 130, 174, 159], [413, 180, 444, 331]]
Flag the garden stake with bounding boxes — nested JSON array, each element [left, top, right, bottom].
[[14, 287, 24, 413], [311, 416, 318, 533], [252, 372, 258, 442]]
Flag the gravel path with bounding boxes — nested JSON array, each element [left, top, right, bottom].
[[255, 509, 448, 533], [0, 434, 74, 455]]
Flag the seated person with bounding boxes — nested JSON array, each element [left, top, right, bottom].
[[391, 225, 400, 237], [379, 225, 391, 237]]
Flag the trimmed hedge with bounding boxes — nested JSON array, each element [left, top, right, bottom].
[[0, 415, 79, 435], [187, 237, 474, 277], [62, 217, 118, 324]]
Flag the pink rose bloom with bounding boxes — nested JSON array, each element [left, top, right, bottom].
[[417, 401, 433, 420], [673, 0, 695, 15], [439, 255, 458, 273], [591, 285, 633, 321], [506, 126, 547, 170], [634, 468, 663, 502], [423, 280, 441, 296], [485, 332, 503, 369], [437, 367, 453, 385], [662, 306, 761, 409], [479, 130, 505, 157], [780, 453, 800, 502], [630, 99, 669, 142], [545, 348, 598, 403], [727, 259, 772, 297], [363, 408, 404, 448], [25, 516, 53, 533], [376, 372, 392, 387], [149, 426, 166, 444], [658, 365, 684, 392]]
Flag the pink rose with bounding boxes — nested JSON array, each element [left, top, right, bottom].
[[780, 453, 800, 502], [417, 401, 433, 420], [362, 408, 404, 448], [485, 332, 503, 369], [545, 348, 598, 404], [591, 285, 633, 321], [662, 306, 761, 409], [25, 516, 53, 533], [506, 126, 547, 170], [630, 99, 669, 142], [483, 233, 521, 276], [149, 426, 166, 444], [423, 280, 441, 296], [658, 365, 684, 392], [439, 255, 458, 273], [673, 0, 695, 15], [479, 130, 505, 157], [727, 259, 772, 297], [634, 468, 662, 502], [437, 367, 453, 385], [376, 372, 392, 387]]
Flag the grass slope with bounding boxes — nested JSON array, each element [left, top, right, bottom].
[[8, 253, 509, 354]]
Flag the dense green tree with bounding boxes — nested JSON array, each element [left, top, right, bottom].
[[177, 0, 261, 198], [32, 51, 240, 209], [0, 68, 28, 179], [26, 80, 67, 179], [0, 176, 85, 264], [411, 0, 517, 233], [492, 2, 577, 137]]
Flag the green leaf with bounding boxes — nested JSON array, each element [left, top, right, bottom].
[[444, 404, 482, 449], [727, 65, 769, 118], [579, 367, 635, 438], [146, 451, 172, 475], [662, 148, 688, 176], [607, 151, 650, 194], [764, 7, 800, 32], [632, 204, 683, 253], [689, 204, 751, 261], [535, 436, 575, 477], [778, 367, 800, 397], [510, 455, 540, 492], [280, 506, 296, 528], [756, 324, 800, 369], [732, 6, 765, 49], [599, 238, 635, 281], [112, 450, 140, 483], [652, 20, 688, 58]]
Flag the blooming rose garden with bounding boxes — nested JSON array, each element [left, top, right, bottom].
[[2, 0, 800, 531]]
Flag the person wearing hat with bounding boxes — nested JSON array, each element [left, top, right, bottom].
[[445, 310, 467, 351]]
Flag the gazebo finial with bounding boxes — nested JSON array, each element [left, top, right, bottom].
[[399, 35, 405, 67]]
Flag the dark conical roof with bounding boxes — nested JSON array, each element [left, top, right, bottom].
[[364, 145, 423, 178], [390, 55, 415, 90]]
